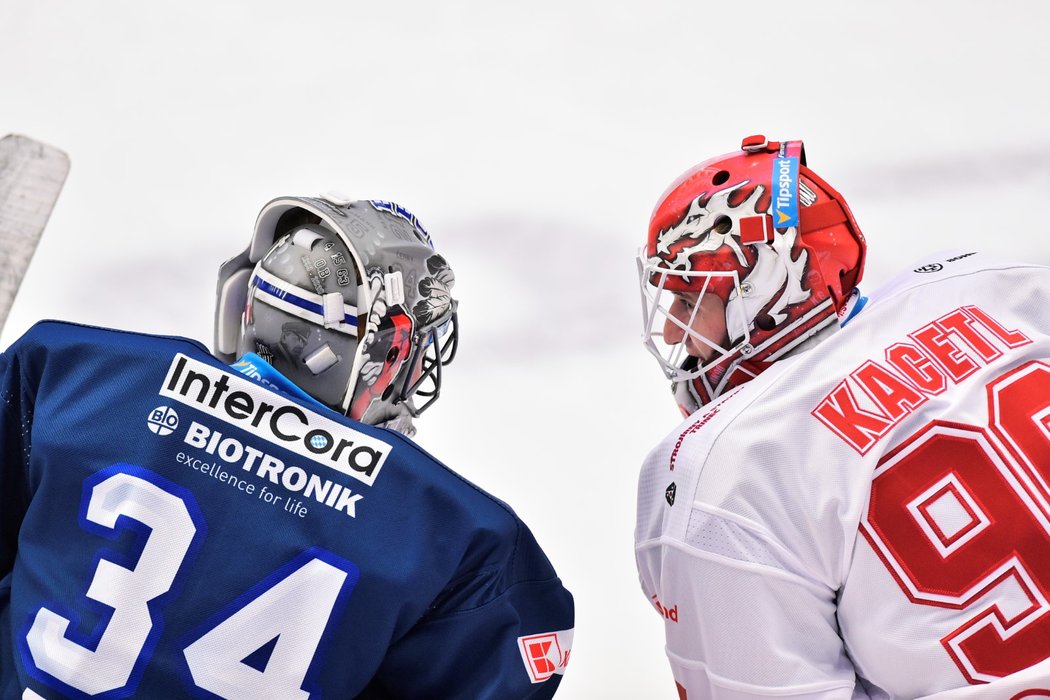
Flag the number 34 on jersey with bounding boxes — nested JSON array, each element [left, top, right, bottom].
[[20, 463, 358, 700]]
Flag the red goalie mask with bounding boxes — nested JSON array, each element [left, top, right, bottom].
[[638, 134, 867, 415]]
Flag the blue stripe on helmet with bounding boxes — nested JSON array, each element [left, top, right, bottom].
[[253, 276, 358, 327]]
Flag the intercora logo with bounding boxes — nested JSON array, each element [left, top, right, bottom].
[[159, 354, 392, 486], [147, 406, 180, 436]]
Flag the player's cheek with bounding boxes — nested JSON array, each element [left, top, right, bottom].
[[663, 315, 684, 344]]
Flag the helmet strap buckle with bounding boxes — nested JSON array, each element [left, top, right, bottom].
[[384, 270, 405, 306], [741, 134, 780, 153]]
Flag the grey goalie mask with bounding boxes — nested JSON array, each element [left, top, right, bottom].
[[215, 194, 458, 428]]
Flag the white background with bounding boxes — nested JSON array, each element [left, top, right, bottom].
[[2, 2, 1049, 697]]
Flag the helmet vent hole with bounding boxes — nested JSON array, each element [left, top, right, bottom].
[[712, 170, 730, 186], [755, 313, 777, 331], [713, 216, 732, 235]]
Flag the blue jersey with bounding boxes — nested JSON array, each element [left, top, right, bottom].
[[0, 321, 573, 699]]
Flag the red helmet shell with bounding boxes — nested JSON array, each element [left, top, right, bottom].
[[648, 136, 865, 308], [642, 135, 867, 413]]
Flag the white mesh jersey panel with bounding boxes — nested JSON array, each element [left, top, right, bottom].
[[636, 252, 1050, 699], [683, 506, 808, 575]]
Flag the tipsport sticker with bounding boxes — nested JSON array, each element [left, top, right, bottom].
[[771, 150, 800, 229]]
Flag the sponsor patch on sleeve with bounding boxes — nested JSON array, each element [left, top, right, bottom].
[[518, 629, 573, 683]]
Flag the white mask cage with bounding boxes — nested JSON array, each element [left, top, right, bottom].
[[637, 249, 755, 384]]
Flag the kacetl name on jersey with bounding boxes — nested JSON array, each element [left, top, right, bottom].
[[812, 305, 1032, 454]]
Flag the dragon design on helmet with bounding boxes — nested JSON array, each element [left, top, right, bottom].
[[639, 135, 868, 416], [650, 180, 812, 340]]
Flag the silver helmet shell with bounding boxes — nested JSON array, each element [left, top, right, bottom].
[[215, 194, 458, 426]]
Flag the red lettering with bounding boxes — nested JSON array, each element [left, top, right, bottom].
[[853, 360, 927, 420], [965, 306, 1033, 348], [939, 309, 1002, 363], [669, 405, 723, 472], [651, 594, 679, 622], [912, 324, 979, 382], [886, 342, 947, 395], [812, 381, 892, 454], [816, 307, 1029, 453]]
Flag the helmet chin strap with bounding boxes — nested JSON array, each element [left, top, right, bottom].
[[373, 400, 417, 437], [340, 271, 381, 417]]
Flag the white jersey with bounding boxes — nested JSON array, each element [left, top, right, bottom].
[[636, 251, 1050, 699]]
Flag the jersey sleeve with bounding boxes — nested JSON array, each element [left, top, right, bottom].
[[0, 338, 32, 578], [636, 401, 870, 700], [637, 531, 866, 699], [913, 657, 1050, 699], [358, 518, 574, 699]]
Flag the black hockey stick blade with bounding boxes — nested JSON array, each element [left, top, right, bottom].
[[0, 134, 70, 333]]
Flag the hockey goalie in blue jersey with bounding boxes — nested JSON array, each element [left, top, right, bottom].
[[0, 194, 573, 698]]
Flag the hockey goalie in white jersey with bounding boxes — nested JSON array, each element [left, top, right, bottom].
[[635, 134, 1050, 699]]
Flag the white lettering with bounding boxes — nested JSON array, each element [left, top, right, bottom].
[[180, 423, 363, 518]]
